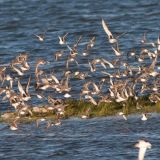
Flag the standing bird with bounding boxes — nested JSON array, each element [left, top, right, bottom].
[[135, 140, 152, 160]]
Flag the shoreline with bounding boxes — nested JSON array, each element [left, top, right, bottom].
[[1, 96, 160, 123]]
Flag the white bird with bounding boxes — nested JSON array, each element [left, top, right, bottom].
[[58, 33, 68, 45], [115, 92, 127, 102], [54, 119, 62, 126], [102, 19, 117, 44], [118, 112, 127, 120], [10, 117, 19, 131], [141, 113, 148, 121], [135, 140, 152, 160], [11, 64, 24, 76], [18, 76, 31, 101], [36, 118, 46, 128], [10, 124, 18, 131], [36, 93, 44, 99], [85, 95, 97, 105], [157, 35, 160, 51], [34, 34, 45, 42], [10, 122, 18, 131], [64, 93, 71, 98], [81, 115, 88, 119], [112, 45, 121, 56], [101, 58, 115, 68]]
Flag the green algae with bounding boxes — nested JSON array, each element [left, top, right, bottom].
[[0, 96, 160, 123]]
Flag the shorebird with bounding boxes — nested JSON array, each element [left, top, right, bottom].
[[80, 81, 92, 97], [58, 32, 68, 45], [102, 19, 117, 44], [81, 81, 100, 96], [157, 35, 160, 51], [74, 71, 87, 80], [149, 93, 160, 103], [98, 95, 112, 104], [72, 35, 82, 51], [11, 63, 24, 76], [54, 119, 62, 126], [10, 117, 19, 131], [34, 33, 45, 42], [35, 59, 46, 75], [87, 36, 96, 48], [4, 74, 13, 89], [127, 49, 136, 57], [82, 48, 90, 56], [81, 115, 88, 119], [66, 56, 79, 69], [12, 53, 29, 64], [0, 87, 6, 96], [0, 66, 6, 83], [85, 95, 97, 105], [47, 73, 60, 84], [48, 96, 63, 105], [20, 61, 30, 71], [112, 43, 122, 56], [35, 59, 46, 86], [81, 108, 90, 119], [115, 91, 128, 102], [66, 36, 82, 60], [35, 93, 45, 99], [9, 54, 30, 76], [118, 112, 127, 120], [91, 82, 100, 95], [36, 118, 46, 128], [18, 76, 31, 101], [141, 113, 148, 121], [54, 50, 64, 61], [64, 93, 71, 98], [18, 104, 33, 117], [9, 93, 22, 110], [2, 86, 15, 102], [90, 58, 112, 71], [148, 54, 158, 77], [141, 32, 155, 47], [101, 71, 113, 79], [36, 78, 51, 91], [46, 120, 55, 129], [101, 58, 115, 68], [141, 32, 147, 44], [88, 61, 96, 72], [135, 140, 151, 160], [56, 74, 71, 93]]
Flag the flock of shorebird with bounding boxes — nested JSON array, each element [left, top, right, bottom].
[[1, 19, 159, 159]]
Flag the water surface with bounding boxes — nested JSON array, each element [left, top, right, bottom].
[[0, 0, 160, 159], [0, 114, 159, 160]]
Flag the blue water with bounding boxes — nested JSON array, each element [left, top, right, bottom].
[[0, 114, 159, 160], [0, 0, 160, 159]]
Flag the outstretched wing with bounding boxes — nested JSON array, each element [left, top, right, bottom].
[[102, 19, 113, 38], [26, 75, 31, 95], [18, 80, 26, 96]]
